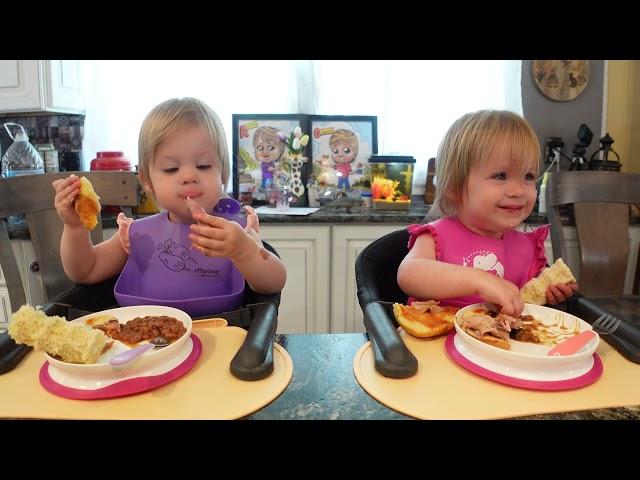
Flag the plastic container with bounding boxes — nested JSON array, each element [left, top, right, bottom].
[[37, 143, 60, 173], [368, 155, 415, 210], [90, 151, 132, 171], [361, 191, 372, 207], [1, 123, 44, 178]]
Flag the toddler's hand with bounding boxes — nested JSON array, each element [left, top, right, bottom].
[[475, 271, 524, 316], [546, 282, 579, 305], [189, 212, 254, 260], [242, 205, 261, 244], [52, 174, 82, 228]]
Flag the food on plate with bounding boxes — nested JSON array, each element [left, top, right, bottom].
[[84, 314, 119, 327], [92, 315, 186, 346], [458, 307, 583, 350], [457, 309, 523, 350], [8, 304, 109, 364], [520, 258, 576, 305], [393, 301, 459, 338], [75, 176, 101, 230]]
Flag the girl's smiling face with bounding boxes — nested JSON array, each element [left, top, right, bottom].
[[456, 138, 538, 238], [144, 125, 223, 223]]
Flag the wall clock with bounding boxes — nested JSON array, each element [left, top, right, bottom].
[[532, 60, 590, 101]]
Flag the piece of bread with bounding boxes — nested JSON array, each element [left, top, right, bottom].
[[393, 301, 458, 338], [520, 258, 576, 305], [8, 304, 108, 364], [75, 176, 101, 230]]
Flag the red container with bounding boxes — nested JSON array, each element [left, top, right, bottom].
[[90, 152, 132, 215], [90, 151, 132, 171]]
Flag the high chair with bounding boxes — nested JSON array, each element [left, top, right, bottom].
[[0, 172, 281, 380], [355, 228, 418, 378]]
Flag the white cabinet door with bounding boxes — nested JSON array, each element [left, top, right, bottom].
[[332, 225, 405, 333], [0, 60, 84, 114], [44, 60, 84, 114], [0, 60, 42, 112], [260, 225, 331, 334]]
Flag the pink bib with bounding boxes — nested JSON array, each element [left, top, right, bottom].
[[406, 217, 548, 307]]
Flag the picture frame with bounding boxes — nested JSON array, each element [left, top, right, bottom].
[[307, 115, 378, 205], [232, 114, 309, 207]]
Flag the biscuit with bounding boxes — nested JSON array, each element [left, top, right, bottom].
[[8, 304, 108, 364], [75, 176, 101, 230]]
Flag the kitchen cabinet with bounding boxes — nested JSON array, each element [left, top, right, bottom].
[[259, 225, 331, 334], [263, 224, 405, 333], [0, 60, 84, 114], [331, 225, 405, 333]]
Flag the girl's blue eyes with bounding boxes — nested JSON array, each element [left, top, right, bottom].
[[162, 165, 212, 174]]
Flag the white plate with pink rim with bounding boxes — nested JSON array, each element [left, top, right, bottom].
[[42, 305, 193, 390], [447, 303, 603, 390]]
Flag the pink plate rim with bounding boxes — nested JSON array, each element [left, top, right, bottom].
[[445, 331, 602, 391], [39, 334, 202, 400]]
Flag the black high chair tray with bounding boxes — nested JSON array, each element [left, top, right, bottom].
[[0, 301, 278, 381]]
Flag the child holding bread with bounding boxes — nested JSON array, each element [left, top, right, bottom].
[[397, 110, 578, 316], [52, 97, 286, 303]]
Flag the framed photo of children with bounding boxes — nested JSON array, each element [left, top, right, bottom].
[[308, 115, 378, 204], [232, 114, 309, 207]]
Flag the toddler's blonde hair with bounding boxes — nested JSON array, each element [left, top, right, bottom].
[[429, 110, 540, 220], [138, 97, 230, 190]]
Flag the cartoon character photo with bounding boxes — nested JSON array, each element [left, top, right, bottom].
[[329, 129, 358, 191], [253, 126, 285, 190]]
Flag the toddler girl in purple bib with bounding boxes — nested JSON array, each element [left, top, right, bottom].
[[53, 97, 286, 316]]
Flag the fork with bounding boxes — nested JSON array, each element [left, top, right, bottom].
[[591, 313, 621, 335]]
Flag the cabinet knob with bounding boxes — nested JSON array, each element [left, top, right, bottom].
[[29, 261, 40, 273]]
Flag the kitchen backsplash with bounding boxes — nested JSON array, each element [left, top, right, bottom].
[[0, 113, 85, 171]]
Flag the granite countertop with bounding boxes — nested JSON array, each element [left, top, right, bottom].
[[253, 195, 556, 225], [7, 196, 638, 240], [246, 333, 640, 420]]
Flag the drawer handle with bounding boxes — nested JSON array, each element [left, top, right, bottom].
[[29, 261, 40, 273]]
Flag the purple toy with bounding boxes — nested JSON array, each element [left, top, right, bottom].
[[114, 198, 247, 317]]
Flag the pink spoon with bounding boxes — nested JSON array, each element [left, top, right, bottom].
[[547, 330, 597, 356]]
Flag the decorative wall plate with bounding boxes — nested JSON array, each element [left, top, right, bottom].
[[532, 60, 590, 101]]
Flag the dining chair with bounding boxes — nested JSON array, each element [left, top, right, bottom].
[[0, 171, 140, 311], [546, 171, 640, 296]]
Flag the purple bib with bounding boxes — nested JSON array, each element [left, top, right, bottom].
[[114, 200, 247, 316]]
